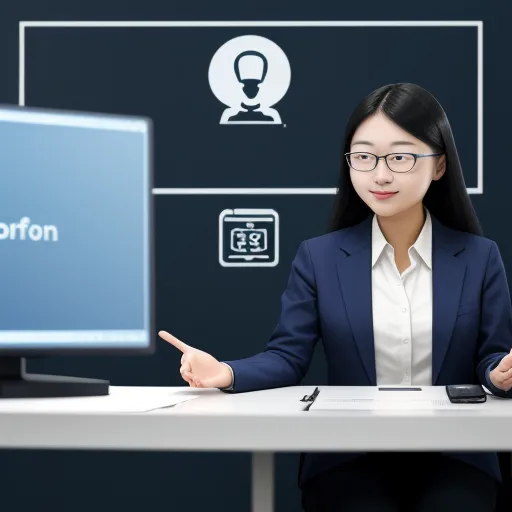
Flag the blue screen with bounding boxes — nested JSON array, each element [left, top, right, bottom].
[[0, 107, 151, 350]]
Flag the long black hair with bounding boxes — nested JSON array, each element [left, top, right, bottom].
[[329, 83, 483, 236]]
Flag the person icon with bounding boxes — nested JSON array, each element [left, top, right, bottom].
[[208, 35, 291, 125]]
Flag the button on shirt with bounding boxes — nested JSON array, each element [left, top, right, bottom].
[[372, 210, 433, 386]]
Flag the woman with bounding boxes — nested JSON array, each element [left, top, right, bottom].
[[159, 83, 512, 511]]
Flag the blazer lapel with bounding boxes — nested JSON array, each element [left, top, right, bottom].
[[336, 216, 376, 385], [431, 216, 467, 384]]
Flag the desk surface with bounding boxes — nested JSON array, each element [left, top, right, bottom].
[[0, 385, 511, 452]]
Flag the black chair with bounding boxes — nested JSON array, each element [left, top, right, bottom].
[[496, 452, 512, 511]]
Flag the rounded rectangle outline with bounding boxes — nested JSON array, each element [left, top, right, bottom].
[[18, 20, 483, 194]]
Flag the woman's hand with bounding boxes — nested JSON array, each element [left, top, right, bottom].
[[158, 330, 233, 389], [489, 348, 512, 392]]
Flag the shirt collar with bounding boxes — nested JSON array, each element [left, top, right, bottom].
[[371, 208, 432, 269], [371, 215, 389, 267]]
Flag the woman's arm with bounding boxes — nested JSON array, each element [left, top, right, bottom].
[[222, 240, 320, 393], [476, 241, 512, 397]]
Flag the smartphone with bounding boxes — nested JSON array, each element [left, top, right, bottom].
[[445, 384, 487, 403]]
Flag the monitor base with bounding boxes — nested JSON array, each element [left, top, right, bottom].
[[0, 357, 109, 398]]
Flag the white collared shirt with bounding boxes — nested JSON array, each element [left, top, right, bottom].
[[372, 209, 433, 386]]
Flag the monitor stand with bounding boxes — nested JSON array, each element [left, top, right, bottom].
[[0, 357, 110, 398]]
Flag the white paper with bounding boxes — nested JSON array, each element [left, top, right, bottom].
[[306, 386, 483, 411], [0, 388, 200, 413]]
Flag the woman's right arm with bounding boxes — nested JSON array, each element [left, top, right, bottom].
[[159, 240, 321, 392], [221, 240, 320, 392]]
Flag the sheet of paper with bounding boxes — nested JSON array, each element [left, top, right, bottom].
[[0, 388, 200, 413], [306, 386, 484, 411]]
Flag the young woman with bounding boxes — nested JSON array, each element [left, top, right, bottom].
[[159, 83, 512, 511]]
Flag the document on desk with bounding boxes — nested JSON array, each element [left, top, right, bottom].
[[0, 388, 200, 413], [305, 386, 479, 411]]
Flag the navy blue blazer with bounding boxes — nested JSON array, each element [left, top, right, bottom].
[[223, 213, 512, 488]]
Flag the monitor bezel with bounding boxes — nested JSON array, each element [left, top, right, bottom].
[[0, 104, 156, 357]]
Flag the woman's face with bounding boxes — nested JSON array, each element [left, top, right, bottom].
[[348, 111, 445, 219]]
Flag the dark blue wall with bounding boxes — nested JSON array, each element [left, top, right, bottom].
[[0, 1, 508, 510]]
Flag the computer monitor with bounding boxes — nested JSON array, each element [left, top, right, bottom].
[[0, 104, 154, 398]]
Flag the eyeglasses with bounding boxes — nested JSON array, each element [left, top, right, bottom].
[[345, 152, 444, 173]]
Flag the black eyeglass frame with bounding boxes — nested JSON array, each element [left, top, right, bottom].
[[344, 151, 444, 173]]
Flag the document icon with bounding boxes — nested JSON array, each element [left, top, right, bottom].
[[219, 209, 279, 267]]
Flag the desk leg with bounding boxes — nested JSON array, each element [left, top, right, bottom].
[[252, 452, 274, 512]]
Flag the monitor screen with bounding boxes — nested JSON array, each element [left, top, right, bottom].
[[0, 105, 153, 354]]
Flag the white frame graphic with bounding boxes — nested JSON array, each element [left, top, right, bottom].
[[19, 20, 484, 195]]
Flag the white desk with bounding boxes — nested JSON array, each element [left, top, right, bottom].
[[0, 385, 511, 512]]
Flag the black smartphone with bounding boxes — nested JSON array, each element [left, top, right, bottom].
[[445, 384, 487, 403]]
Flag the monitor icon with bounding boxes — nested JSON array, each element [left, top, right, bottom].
[[219, 209, 279, 267]]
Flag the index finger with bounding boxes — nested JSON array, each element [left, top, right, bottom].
[[497, 350, 512, 372], [158, 330, 190, 353]]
